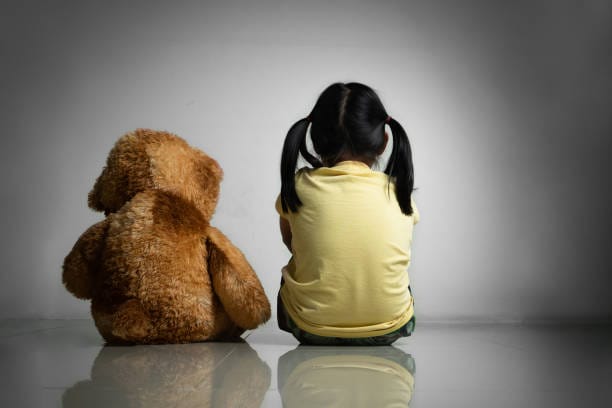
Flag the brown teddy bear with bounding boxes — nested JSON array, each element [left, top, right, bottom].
[[62, 129, 271, 344]]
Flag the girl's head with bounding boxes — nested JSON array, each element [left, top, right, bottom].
[[280, 82, 414, 216]]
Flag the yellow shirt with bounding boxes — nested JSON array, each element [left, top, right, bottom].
[[276, 161, 419, 337]]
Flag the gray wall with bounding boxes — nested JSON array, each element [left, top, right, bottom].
[[1, 0, 611, 321]]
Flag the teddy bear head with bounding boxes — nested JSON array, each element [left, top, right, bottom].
[[88, 129, 222, 220]]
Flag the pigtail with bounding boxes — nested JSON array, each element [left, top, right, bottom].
[[300, 144, 323, 169], [280, 118, 311, 213], [384, 117, 414, 216]]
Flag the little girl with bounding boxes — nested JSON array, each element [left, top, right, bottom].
[[276, 82, 419, 346]]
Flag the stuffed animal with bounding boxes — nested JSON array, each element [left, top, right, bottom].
[[62, 129, 271, 344]]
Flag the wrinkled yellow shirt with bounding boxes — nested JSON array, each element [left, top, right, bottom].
[[276, 161, 419, 338]]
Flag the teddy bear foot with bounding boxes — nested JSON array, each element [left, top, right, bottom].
[[111, 299, 154, 343]]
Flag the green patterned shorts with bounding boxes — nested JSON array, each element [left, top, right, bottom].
[[277, 286, 415, 346]]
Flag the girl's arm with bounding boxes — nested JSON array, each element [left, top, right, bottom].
[[279, 217, 292, 252]]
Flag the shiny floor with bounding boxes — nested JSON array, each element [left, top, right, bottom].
[[1, 320, 610, 407]]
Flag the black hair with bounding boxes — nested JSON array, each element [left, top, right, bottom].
[[280, 82, 414, 215]]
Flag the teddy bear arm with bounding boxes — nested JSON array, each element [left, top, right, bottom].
[[206, 227, 271, 330], [62, 219, 109, 300]]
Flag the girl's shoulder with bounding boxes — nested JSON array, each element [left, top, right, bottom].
[[295, 166, 320, 180], [411, 198, 420, 224], [296, 166, 312, 175]]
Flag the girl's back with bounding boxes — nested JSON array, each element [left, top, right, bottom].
[[277, 161, 419, 336]]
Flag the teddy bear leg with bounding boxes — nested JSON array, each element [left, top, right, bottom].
[[92, 307, 123, 344], [150, 308, 233, 343], [159, 306, 243, 343], [212, 310, 246, 341], [111, 299, 154, 343]]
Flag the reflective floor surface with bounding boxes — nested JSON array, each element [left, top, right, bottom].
[[1, 319, 610, 407]]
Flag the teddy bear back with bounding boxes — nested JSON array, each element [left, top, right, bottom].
[[88, 129, 223, 221]]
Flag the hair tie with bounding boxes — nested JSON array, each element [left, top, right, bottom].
[[385, 116, 392, 124]]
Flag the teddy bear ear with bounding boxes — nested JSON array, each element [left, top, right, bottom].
[[88, 130, 154, 214], [87, 169, 107, 212], [148, 134, 223, 221], [192, 150, 224, 219]]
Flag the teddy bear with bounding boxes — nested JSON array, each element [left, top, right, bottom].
[[62, 129, 271, 344]]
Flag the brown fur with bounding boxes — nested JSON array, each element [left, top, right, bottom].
[[63, 129, 270, 344]]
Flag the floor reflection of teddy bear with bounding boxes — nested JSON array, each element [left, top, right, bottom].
[[278, 346, 415, 408], [62, 129, 270, 344], [62, 341, 271, 408]]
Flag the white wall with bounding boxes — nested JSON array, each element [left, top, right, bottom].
[[1, 0, 611, 321]]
